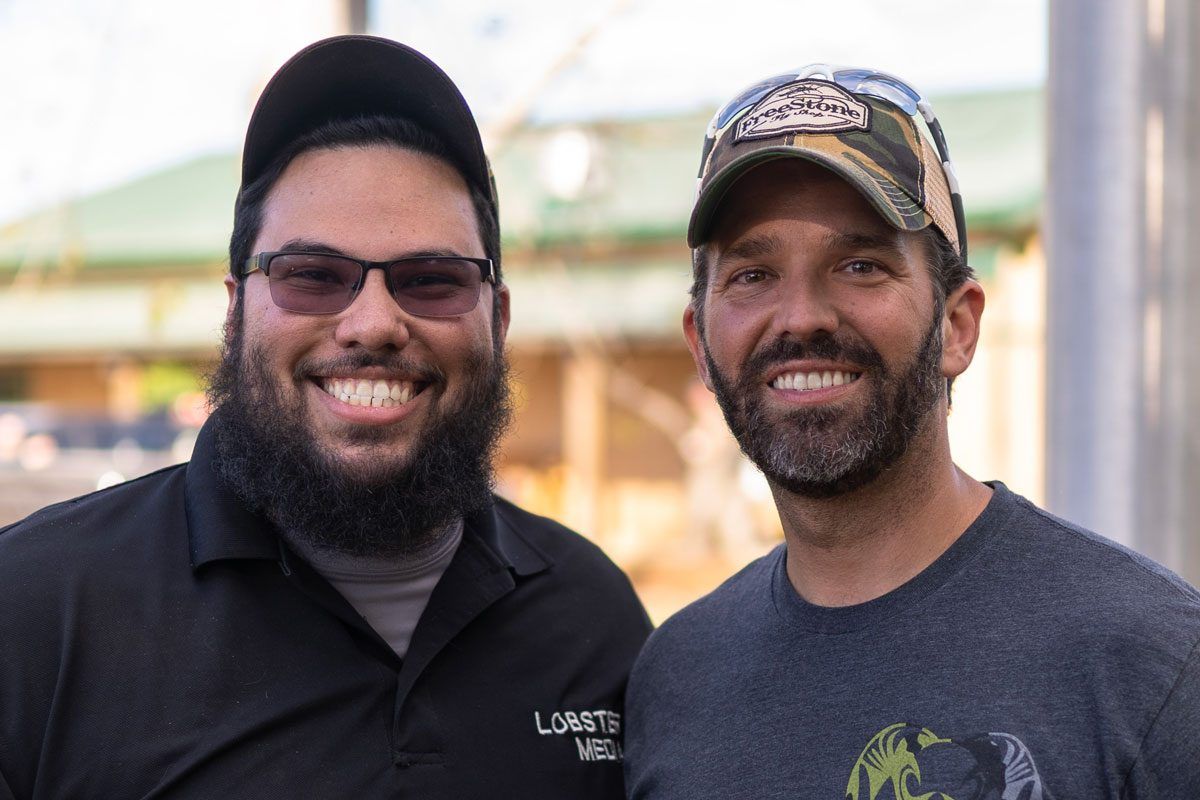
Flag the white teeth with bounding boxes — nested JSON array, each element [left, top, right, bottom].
[[771, 371, 860, 391], [319, 378, 421, 407]]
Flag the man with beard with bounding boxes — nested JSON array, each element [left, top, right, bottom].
[[0, 36, 650, 800], [624, 65, 1200, 799]]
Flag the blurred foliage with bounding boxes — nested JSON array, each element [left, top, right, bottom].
[[141, 362, 203, 411]]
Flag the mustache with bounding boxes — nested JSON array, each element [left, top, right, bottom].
[[292, 350, 445, 384], [740, 333, 885, 384]]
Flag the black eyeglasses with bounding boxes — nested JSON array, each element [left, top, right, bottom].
[[241, 251, 496, 317], [706, 63, 968, 264]]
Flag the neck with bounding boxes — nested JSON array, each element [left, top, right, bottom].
[[772, 419, 991, 608], [280, 515, 465, 572]]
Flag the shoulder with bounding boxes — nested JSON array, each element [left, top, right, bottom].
[[985, 486, 1200, 667], [491, 495, 651, 633], [0, 465, 190, 708], [996, 487, 1200, 606], [0, 463, 187, 568], [632, 548, 778, 683], [0, 464, 189, 618], [625, 549, 777, 745]]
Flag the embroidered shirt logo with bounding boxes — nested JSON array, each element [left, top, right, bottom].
[[735, 80, 871, 141], [534, 709, 624, 762]]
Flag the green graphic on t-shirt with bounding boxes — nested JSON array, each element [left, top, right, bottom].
[[845, 722, 1047, 800]]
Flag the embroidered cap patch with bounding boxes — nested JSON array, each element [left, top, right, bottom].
[[735, 80, 871, 141]]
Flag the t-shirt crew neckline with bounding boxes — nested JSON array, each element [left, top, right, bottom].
[[303, 518, 464, 580], [770, 481, 1018, 635]]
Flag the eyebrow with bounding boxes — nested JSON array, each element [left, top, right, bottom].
[[713, 228, 907, 272], [713, 233, 786, 272], [820, 230, 907, 259], [277, 238, 346, 256], [276, 238, 466, 260]]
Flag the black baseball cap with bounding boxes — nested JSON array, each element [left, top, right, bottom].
[[240, 35, 497, 216]]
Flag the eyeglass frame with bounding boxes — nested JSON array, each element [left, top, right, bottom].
[[240, 250, 497, 317], [705, 63, 968, 265]]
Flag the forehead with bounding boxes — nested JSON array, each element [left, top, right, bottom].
[[255, 144, 483, 259], [709, 158, 899, 249]]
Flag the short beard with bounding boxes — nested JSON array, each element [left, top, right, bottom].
[[704, 310, 944, 499], [206, 299, 512, 559]]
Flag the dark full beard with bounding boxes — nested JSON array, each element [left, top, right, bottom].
[[704, 311, 944, 499], [206, 306, 512, 559]]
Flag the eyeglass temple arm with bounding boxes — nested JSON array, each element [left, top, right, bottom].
[[238, 256, 263, 277]]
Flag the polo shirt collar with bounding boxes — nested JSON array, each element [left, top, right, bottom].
[[185, 416, 280, 568], [466, 500, 551, 577], [185, 415, 552, 576]]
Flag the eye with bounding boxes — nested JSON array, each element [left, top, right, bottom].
[[729, 267, 770, 286], [402, 273, 459, 287], [716, 265, 779, 302], [287, 268, 344, 285], [841, 259, 879, 277]]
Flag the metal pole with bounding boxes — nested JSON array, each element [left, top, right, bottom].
[[1155, 0, 1200, 580], [1046, 0, 1200, 583], [1046, 0, 1145, 548], [346, 0, 369, 34]]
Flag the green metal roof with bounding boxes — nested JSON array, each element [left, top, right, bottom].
[[0, 87, 1043, 273], [0, 154, 237, 271], [935, 88, 1043, 229]]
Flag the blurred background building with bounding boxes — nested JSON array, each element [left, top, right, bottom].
[[2, 0, 1195, 621]]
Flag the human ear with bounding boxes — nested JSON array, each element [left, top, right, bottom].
[[223, 275, 239, 318], [940, 279, 985, 378], [494, 283, 511, 348], [683, 305, 715, 392]]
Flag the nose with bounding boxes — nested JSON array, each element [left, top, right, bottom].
[[333, 270, 412, 351], [767, 271, 840, 341]]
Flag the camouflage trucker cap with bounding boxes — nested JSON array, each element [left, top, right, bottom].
[[687, 66, 962, 259]]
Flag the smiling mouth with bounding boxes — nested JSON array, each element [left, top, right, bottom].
[[770, 370, 862, 391], [317, 377, 428, 408]]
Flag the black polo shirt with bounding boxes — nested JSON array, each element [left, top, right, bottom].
[[0, 423, 652, 799]]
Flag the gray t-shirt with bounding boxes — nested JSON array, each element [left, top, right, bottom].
[[301, 520, 463, 659], [625, 483, 1200, 799]]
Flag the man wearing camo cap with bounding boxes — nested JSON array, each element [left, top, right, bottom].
[[624, 65, 1200, 798]]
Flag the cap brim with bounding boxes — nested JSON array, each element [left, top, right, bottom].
[[242, 35, 491, 204], [686, 147, 932, 248]]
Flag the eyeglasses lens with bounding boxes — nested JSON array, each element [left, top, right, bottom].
[[266, 253, 484, 317], [712, 72, 796, 132], [386, 258, 483, 317], [840, 73, 920, 115], [267, 253, 359, 314]]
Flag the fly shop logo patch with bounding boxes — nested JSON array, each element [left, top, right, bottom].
[[735, 80, 871, 141], [533, 708, 624, 762]]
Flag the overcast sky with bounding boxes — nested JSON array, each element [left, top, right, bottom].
[[0, 0, 1047, 223]]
